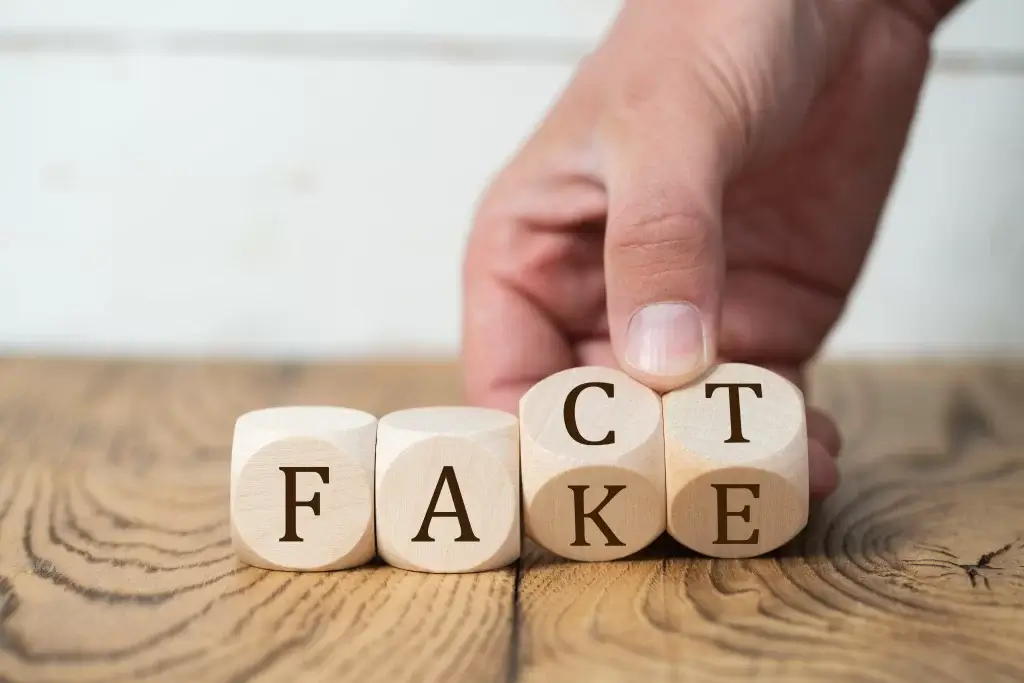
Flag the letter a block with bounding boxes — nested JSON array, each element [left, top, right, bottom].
[[520, 366, 666, 562], [663, 363, 809, 558], [375, 407, 520, 573], [231, 406, 377, 571]]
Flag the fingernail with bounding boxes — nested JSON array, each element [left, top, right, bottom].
[[624, 302, 707, 378]]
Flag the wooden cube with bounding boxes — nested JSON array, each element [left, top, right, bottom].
[[231, 406, 377, 571], [520, 366, 666, 562], [663, 363, 809, 558], [375, 406, 520, 573]]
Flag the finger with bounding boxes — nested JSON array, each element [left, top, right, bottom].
[[759, 366, 841, 494], [600, 83, 733, 393], [807, 407, 843, 457], [809, 438, 840, 498], [717, 270, 846, 365], [461, 125, 608, 413], [576, 337, 617, 370], [721, 361, 843, 461], [461, 272, 574, 414], [759, 365, 842, 458], [592, 0, 864, 394]]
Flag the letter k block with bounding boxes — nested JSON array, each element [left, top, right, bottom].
[[376, 407, 520, 573], [663, 363, 809, 558], [520, 367, 666, 562]]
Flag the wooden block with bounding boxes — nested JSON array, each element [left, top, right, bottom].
[[520, 366, 666, 562], [375, 406, 520, 573], [663, 363, 809, 558], [230, 406, 377, 571]]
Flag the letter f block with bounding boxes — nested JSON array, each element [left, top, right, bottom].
[[520, 366, 666, 561], [663, 363, 809, 558], [231, 406, 377, 571]]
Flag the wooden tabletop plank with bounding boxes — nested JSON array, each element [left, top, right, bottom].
[[1, 358, 1022, 682], [0, 359, 513, 683]]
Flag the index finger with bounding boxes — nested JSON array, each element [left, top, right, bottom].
[[461, 170, 609, 413], [461, 264, 575, 414]]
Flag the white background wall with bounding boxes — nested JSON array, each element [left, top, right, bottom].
[[2, 1, 1022, 359]]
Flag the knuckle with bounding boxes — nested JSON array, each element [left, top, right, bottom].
[[608, 203, 719, 276]]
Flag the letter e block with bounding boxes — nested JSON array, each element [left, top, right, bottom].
[[520, 366, 665, 562], [663, 363, 809, 558], [375, 407, 520, 573], [231, 406, 377, 571]]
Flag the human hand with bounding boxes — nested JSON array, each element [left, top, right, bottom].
[[461, 0, 958, 498]]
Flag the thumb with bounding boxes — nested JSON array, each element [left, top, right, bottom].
[[602, 87, 733, 393]]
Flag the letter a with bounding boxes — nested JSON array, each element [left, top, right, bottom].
[[411, 466, 481, 543]]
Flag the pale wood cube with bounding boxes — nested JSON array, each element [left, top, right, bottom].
[[520, 366, 666, 562], [230, 406, 377, 571], [663, 363, 809, 558], [375, 406, 520, 573]]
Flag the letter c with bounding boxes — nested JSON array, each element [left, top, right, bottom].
[[563, 381, 615, 446]]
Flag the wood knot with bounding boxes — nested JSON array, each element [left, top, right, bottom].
[[904, 539, 1024, 592]]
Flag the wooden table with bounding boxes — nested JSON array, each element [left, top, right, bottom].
[[0, 358, 1022, 683]]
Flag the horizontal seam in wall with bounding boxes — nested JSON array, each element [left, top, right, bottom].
[[0, 30, 594, 65], [933, 51, 1024, 74], [0, 31, 1023, 73]]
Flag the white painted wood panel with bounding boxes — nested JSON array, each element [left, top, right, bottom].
[[826, 67, 1024, 356], [1, 0, 1021, 54], [0, 54, 574, 356], [934, 0, 1024, 54], [0, 0, 621, 42], [1, 56, 1022, 357]]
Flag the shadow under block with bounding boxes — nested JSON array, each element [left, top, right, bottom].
[[663, 362, 809, 558], [230, 406, 378, 571], [520, 366, 666, 562], [375, 406, 520, 573]]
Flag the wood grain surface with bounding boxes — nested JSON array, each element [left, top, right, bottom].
[[0, 358, 1022, 683]]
